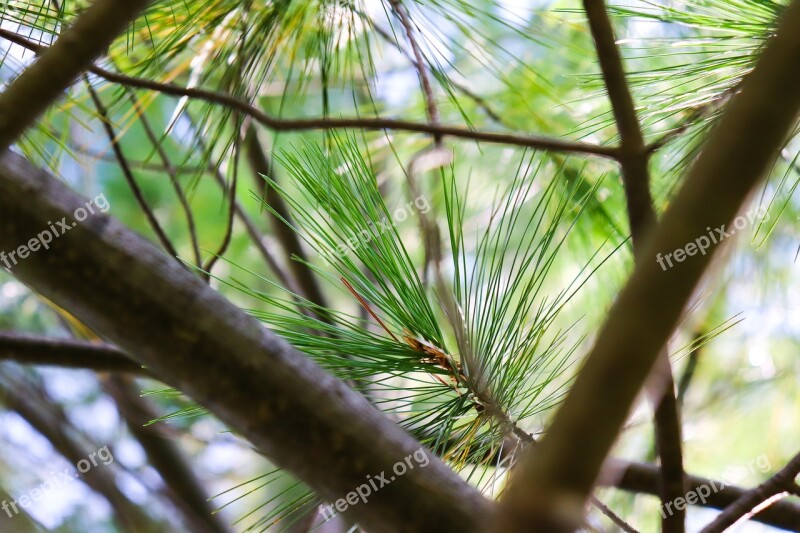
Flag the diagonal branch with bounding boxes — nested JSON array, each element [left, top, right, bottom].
[[700, 450, 800, 532], [0, 0, 152, 149], [495, 0, 800, 529], [0, 149, 490, 532], [611, 460, 800, 531]]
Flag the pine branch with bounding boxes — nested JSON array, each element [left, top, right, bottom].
[[0, 0, 152, 149], [0, 332, 146, 375], [495, 0, 800, 529], [0, 149, 491, 532], [0, 29, 617, 159]]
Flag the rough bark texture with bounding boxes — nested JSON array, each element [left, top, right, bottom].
[[494, 0, 800, 529], [0, 150, 490, 533]]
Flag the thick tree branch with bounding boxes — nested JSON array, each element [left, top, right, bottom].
[[495, 1, 800, 529], [700, 451, 800, 532], [0, 150, 490, 532], [0, 29, 617, 159], [0, 0, 151, 149], [0, 332, 146, 374]]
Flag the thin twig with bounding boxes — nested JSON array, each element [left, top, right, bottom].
[[122, 81, 204, 269], [202, 124, 240, 276], [0, 29, 619, 159], [366, 15, 507, 126], [389, 0, 441, 142], [700, 451, 800, 532], [86, 79, 183, 264], [590, 495, 640, 532]]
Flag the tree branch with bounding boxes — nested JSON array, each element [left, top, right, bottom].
[[582, 3, 685, 529], [0, 332, 146, 375], [0, 29, 618, 159], [0, 0, 152, 149], [495, 1, 800, 529], [700, 451, 800, 532], [583, 0, 654, 241], [611, 460, 800, 531], [4, 330, 798, 531], [244, 127, 329, 310], [0, 150, 490, 532]]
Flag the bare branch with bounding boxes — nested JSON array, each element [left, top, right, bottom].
[[582, 2, 685, 528], [611, 460, 800, 531], [700, 451, 800, 532], [0, 332, 146, 375], [582, 0, 653, 242]]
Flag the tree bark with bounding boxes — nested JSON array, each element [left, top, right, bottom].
[[0, 150, 490, 532]]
